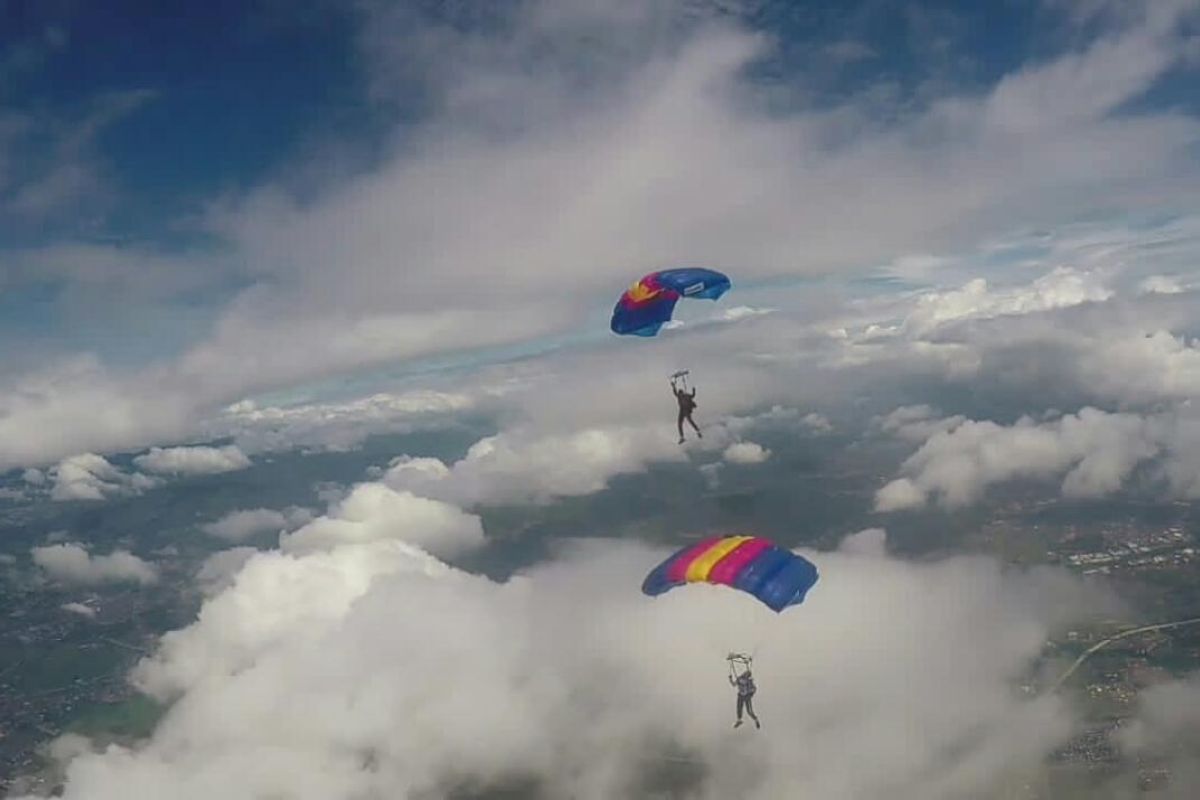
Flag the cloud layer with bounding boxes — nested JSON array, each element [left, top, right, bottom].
[[22, 526, 1111, 800], [0, 0, 1197, 467]]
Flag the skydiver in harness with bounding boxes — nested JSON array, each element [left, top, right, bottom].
[[671, 372, 702, 444], [728, 654, 760, 729]]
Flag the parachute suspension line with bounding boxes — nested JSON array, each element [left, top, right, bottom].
[[670, 369, 690, 392]]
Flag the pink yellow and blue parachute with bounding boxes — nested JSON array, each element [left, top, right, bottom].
[[641, 535, 819, 612], [610, 268, 731, 336]]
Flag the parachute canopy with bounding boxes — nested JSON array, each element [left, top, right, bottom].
[[641, 535, 818, 613], [611, 268, 731, 337]]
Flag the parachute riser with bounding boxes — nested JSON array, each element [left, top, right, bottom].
[[726, 652, 752, 679]]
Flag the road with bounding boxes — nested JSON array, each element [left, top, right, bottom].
[[1052, 616, 1200, 692]]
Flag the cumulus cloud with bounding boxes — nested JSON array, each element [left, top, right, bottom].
[[195, 547, 260, 597], [280, 483, 486, 559], [60, 602, 97, 619], [874, 406, 1200, 510], [723, 441, 770, 464], [210, 390, 478, 454], [904, 267, 1113, 335], [876, 405, 968, 443], [48, 453, 160, 501], [801, 412, 832, 433], [133, 444, 251, 475], [1074, 329, 1200, 405], [382, 425, 686, 507], [875, 478, 930, 513], [201, 507, 314, 542], [26, 528, 1114, 800], [1138, 274, 1188, 294], [811, 250, 1200, 414], [32, 543, 158, 586]]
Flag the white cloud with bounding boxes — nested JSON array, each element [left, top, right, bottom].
[[0, 355, 196, 472], [32, 543, 158, 586], [133, 444, 251, 476], [32, 529, 1113, 800], [723, 441, 770, 464], [874, 478, 929, 512], [48, 453, 160, 502], [1114, 674, 1200, 790], [280, 483, 486, 560], [201, 507, 313, 542], [22, 467, 44, 485], [60, 602, 97, 619], [195, 547, 260, 598], [903, 267, 1113, 335], [816, 239, 1200, 413], [0, 0, 1196, 467], [838, 527, 888, 557], [382, 425, 686, 507], [801, 412, 832, 433], [874, 407, 1195, 510], [712, 305, 774, 323], [1074, 329, 1200, 405], [877, 405, 968, 443], [1138, 274, 1188, 294], [210, 389, 478, 454]]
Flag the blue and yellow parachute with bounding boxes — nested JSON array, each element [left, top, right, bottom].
[[642, 535, 819, 612], [610, 268, 731, 337]]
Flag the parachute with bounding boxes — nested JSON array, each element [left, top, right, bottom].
[[641, 535, 819, 612], [610, 268, 731, 337]]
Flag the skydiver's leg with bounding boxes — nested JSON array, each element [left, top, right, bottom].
[[677, 412, 686, 443], [745, 695, 760, 728], [686, 413, 701, 437], [735, 695, 745, 727]]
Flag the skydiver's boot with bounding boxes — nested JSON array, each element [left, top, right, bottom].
[[733, 719, 743, 728]]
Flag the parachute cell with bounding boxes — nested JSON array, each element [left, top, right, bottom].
[[610, 268, 731, 337], [641, 535, 819, 612]]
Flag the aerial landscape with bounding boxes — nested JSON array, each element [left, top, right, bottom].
[[2, 1, 1200, 798]]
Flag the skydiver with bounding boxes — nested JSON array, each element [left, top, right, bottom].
[[672, 378, 701, 444], [730, 667, 760, 729]]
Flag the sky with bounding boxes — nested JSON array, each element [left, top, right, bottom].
[[4, 0, 1200, 797], [0, 0, 1198, 468]]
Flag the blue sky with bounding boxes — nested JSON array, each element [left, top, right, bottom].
[[3, 0, 1195, 244], [0, 0, 1198, 466]]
